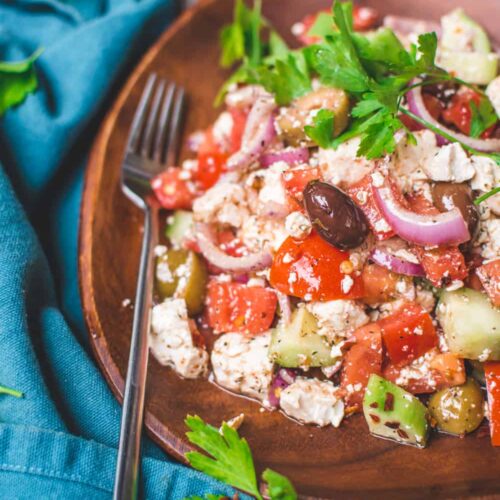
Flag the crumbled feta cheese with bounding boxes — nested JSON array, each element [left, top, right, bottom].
[[392, 130, 435, 192], [441, 9, 480, 52], [193, 183, 249, 228], [279, 377, 344, 427], [211, 332, 273, 402], [212, 111, 234, 150], [307, 300, 369, 342], [486, 76, 500, 116], [154, 245, 167, 257], [121, 298, 131, 308], [415, 287, 436, 312], [478, 348, 492, 362], [239, 215, 288, 253], [318, 137, 375, 187], [423, 143, 475, 183], [285, 211, 312, 240], [156, 259, 174, 283], [479, 218, 500, 260], [341, 275, 354, 294], [247, 162, 289, 216], [150, 298, 208, 379]]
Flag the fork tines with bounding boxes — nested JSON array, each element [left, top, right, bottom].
[[127, 73, 186, 166]]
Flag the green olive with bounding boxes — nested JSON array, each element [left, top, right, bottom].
[[428, 378, 484, 436], [155, 248, 208, 316], [276, 87, 350, 146]]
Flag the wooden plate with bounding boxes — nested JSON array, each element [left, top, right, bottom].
[[79, 0, 500, 497]]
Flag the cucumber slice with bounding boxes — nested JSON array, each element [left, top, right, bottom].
[[438, 50, 498, 85], [269, 306, 335, 368], [165, 210, 193, 246], [363, 374, 430, 448], [441, 8, 491, 54], [436, 288, 500, 361]]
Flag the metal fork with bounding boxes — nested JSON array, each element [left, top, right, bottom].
[[113, 73, 185, 500]]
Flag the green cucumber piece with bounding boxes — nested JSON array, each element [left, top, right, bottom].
[[436, 288, 500, 360], [269, 306, 335, 368], [363, 374, 430, 448], [438, 50, 498, 85], [165, 210, 193, 246], [441, 8, 491, 54]]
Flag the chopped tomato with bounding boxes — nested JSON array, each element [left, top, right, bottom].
[[217, 229, 246, 257], [361, 264, 403, 305], [413, 245, 468, 287], [379, 302, 438, 366], [423, 93, 445, 120], [228, 107, 247, 153], [270, 231, 364, 301], [347, 174, 395, 240], [195, 129, 229, 190], [341, 323, 383, 410], [296, 6, 378, 45], [151, 167, 195, 210], [485, 362, 500, 446], [476, 259, 500, 307], [406, 193, 468, 286], [282, 166, 321, 206], [442, 88, 497, 138], [206, 280, 277, 335], [352, 5, 379, 31], [383, 349, 465, 394], [295, 9, 330, 45]]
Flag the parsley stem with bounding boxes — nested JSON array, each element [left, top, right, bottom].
[[399, 107, 486, 158], [474, 187, 500, 205], [0, 384, 23, 398]]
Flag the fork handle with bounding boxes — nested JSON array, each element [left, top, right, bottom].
[[114, 203, 158, 500]]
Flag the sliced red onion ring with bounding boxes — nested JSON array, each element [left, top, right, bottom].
[[277, 291, 292, 325], [195, 223, 272, 272], [268, 368, 298, 408], [227, 97, 277, 171], [373, 184, 470, 246], [260, 147, 310, 168], [370, 247, 425, 277], [406, 85, 500, 151]]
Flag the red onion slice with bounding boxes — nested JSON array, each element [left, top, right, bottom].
[[277, 291, 292, 325], [195, 223, 272, 272], [268, 368, 298, 408], [406, 85, 500, 152], [370, 247, 425, 277], [260, 147, 310, 168], [227, 97, 277, 171], [373, 184, 470, 246]]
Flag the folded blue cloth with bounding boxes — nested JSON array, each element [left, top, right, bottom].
[[0, 1, 235, 497]]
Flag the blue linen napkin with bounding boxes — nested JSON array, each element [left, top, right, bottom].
[[0, 0, 236, 497]]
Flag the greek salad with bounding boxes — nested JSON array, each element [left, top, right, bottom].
[[148, 1, 500, 449]]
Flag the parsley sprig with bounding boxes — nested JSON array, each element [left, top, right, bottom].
[[0, 384, 23, 398], [0, 48, 43, 115], [185, 415, 297, 500], [218, 0, 500, 202]]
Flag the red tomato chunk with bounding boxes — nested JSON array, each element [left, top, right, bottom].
[[206, 280, 277, 335], [270, 232, 364, 301], [152, 167, 195, 210], [485, 362, 500, 446], [341, 323, 383, 410], [476, 259, 500, 307], [379, 302, 438, 366]]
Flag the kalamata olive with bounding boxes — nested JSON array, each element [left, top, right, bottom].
[[428, 378, 484, 436], [303, 180, 369, 250], [432, 182, 479, 238]]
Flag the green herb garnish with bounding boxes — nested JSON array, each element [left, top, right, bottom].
[[0, 48, 43, 115], [470, 97, 498, 138], [0, 384, 23, 398], [185, 415, 297, 500]]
